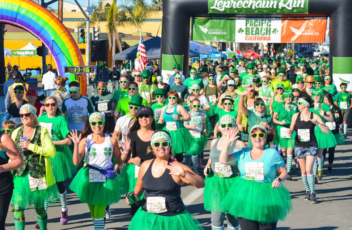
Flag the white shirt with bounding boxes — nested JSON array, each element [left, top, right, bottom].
[[259, 72, 267, 78], [115, 115, 135, 136], [42, 71, 56, 90]]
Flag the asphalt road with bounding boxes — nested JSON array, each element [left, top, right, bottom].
[[5, 132, 352, 230]]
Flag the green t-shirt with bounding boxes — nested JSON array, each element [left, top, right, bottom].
[[247, 110, 273, 130], [335, 92, 351, 110], [322, 84, 337, 98], [270, 79, 291, 91], [239, 72, 247, 79], [241, 74, 255, 86], [116, 96, 150, 116], [184, 77, 204, 90], [91, 92, 114, 113], [309, 103, 331, 122], [274, 103, 298, 126], [217, 110, 238, 123], [113, 88, 129, 104]]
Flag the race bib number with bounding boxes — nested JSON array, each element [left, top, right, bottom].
[[155, 108, 162, 119], [29, 175, 47, 192], [89, 169, 106, 182], [326, 122, 336, 131], [208, 95, 217, 103], [191, 116, 203, 132], [166, 122, 177, 131], [340, 102, 348, 110], [98, 103, 108, 111], [146, 197, 167, 213], [298, 129, 310, 142], [40, 122, 54, 139], [245, 162, 264, 181], [280, 127, 290, 139], [135, 165, 140, 178], [214, 162, 233, 178], [190, 130, 201, 138]]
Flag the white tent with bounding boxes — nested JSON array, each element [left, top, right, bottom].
[[4, 47, 11, 56], [20, 42, 37, 50]]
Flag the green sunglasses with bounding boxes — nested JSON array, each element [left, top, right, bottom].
[[175, 77, 181, 80], [129, 105, 140, 110], [14, 90, 23, 94], [278, 74, 285, 77], [220, 123, 234, 128], [255, 102, 265, 106], [168, 96, 177, 100], [224, 103, 233, 106], [90, 121, 105, 126], [142, 77, 149, 80], [341, 86, 347, 89], [97, 88, 105, 91], [209, 78, 215, 81], [235, 81, 240, 83], [284, 95, 293, 98], [190, 72, 197, 74], [312, 93, 321, 97], [250, 133, 266, 138], [192, 89, 200, 92], [120, 80, 128, 83], [128, 87, 137, 91], [3, 129, 14, 134], [325, 78, 331, 81], [156, 95, 164, 99], [55, 83, 61, 85], [315, 82, 321, 85], [70, 91, 78, 94], [154, 141, 170, 148], [193, 105, 201, 108], [262, 80, 268, 83]]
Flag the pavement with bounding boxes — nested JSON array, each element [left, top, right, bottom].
[[5, 131, 352, 230]]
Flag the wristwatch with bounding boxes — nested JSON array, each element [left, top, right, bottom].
[[277, 177, 283, 183]]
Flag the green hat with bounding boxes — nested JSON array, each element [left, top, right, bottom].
[[272, 57, 277, 61], [130, 95, 143, 107], [173, 63, 181, 70], [306, 67, 314, 76], [314, 76, 322, 82], [300, 59, 305, 64], [142, 70, 150, 78], [277, 83, 285, 89], [283, 90, 293, 97], [314, 59, 320, 64], [222, 95, 234, 103], [278, 68, 286, 74], [296, 76, 303, 82], [312, 88, 324, 102], [125, 63, 130, 68], [313, 70, 320, 76], [281, 62, 287, 66], [246, 63, 255, 69], [154, 88, 166, 97], [201, 66, 208, 73], [230, 69, 239, 74]]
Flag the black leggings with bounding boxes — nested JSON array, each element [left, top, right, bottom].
[[0, 191, 13, 230], [209, 115, 217, 129], [238, 218, 277, 230], [175, 153, 184, 162], [57, 181, 66, 194], [323, 147, 336, 165]]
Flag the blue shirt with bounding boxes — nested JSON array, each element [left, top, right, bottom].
[[233, 147, 284, 183]]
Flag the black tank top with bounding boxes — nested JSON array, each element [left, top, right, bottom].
[[0, 133, 14, 195], [294, 112, 317, 147], [142, 159, 185, 216]]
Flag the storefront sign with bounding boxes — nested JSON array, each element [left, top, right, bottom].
[[193, 18, 236, 42], [11, 50, 37, 57]]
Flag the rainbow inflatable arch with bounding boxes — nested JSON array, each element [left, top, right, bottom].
[[0, 0, 87, 95]]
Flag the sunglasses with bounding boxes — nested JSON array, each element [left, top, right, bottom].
[[193, 105, 201, 108], [218, 70, 223, 72], [224, 103, 233, 106], [19, 113, 31, 118], [191, 72, 196, 74], [120, 80, 128, 83], [142, 77, 149, 80], [97, 88, 105, 91], [15, 90, 23, 94], [253, 83, 259, 85], [55, 83, 61, 86], [139, 114, 150, 118], [250, 133, 266, 138], [3, 129, 14, 134], [209, 78, 215, 81], [135, 75, 141, 77], [278, 74, 285, 77], [129, 105, 140, 110], [312, 93, 321, 97], [154, 141, 170, 148], [156, 95, 164, 99], [70, 91, 78, 94], [128, 87, 137, 91], [235, 81, 240, 83], [255, 102, 265, 106], [175, 77, 181, 80], [315, 82, 321, 85], [262, 80, 268, 83], [341, 86, 347, 89], [325, 78, 331, 81], [220, 123, 234, 128], [192, 89, 200, 92], [277, 88, 284, 90], [90, 121, 105, 126], [297, 81, 303, 84], [168, 96, 177, 100], [284, 95, 293, 98], [45, 103, 56, 107]]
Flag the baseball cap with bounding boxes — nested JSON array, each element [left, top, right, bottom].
[[136, 107, 154, 117], [227, 80, 235, 86], [27, 88, 37, 96], [277, 83, 285, 89]]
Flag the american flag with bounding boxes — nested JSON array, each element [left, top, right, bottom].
[[135, 30, 148, 71]]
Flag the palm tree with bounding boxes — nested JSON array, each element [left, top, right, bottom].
[[151, 0, 162, 11], [120, 1, 151, 33]]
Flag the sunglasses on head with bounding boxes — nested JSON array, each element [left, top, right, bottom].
[[250, 133, 266, 138], [128, 87, 137, 91], [90, 121, 105, 126], [168, 96, 177, 100], [97, 88, 105, 91], [129, 105, 140, 110], [192, 89, 200, 92], [255, 102, 265, 106], [120, 80, 128, 83], [220, 123, 234, 128], [139, 114, 150, 118], [19, 113, 31, 118], [297, 102, 305, 105], [45, 103, 56, 107], [341, 86, 347, 89], [3, 129, 13, 134], [284, 95, 293, 98], [154, 141, 170, 148], [156, 95, 164, 99], [55, 83, 61, 86], [193, 105, 201, 108], [70, 90, 78, 94], [15, 90, 23, 94], [253, 83, 259, 85], [224, 102, 233, 106]]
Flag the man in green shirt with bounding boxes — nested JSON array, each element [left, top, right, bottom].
[[184, 68, 204, 92], [139, 69, 157, 105], [335, 82, 352, 137], [241, 62, 257, 86], [112, 75, 129, 112], [270, 68, 291, 91]]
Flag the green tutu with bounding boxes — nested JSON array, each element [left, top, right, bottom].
[[204, 175, 238, 212], [51, 146, 78, 182], [221, 178, 292, 224], [119, 164, 144, 201], [128, 207, 204, 230], [334, 132, 345, 145], [11, 172, 60, 210], [205, 103, 218, 117], [186, 134, 207, 155], [163, 127, 193, 154], [315, 125, 337, 149], [69, 167, 121, 206], [274, 126, 296, 149]]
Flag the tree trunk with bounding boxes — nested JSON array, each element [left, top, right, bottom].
[[112, 33, 116, 68]]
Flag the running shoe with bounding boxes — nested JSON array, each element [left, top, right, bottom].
[[310, 193, 317, 204], [315, 176, 318, 184], [318, 170, 323, 180], [286, 174, 292, 180], [35, 222, 39, 229], [328, 167, 333, 174], [60, 209, 69, 225], [304, 191, 311, 201], [104, 205, 111, 220]]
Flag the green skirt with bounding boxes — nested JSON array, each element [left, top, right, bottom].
[[11, 172, 60, 210], [163, 127, 193, 154], [69, 167, 121, 206], [119, 164, 144, 201], [186, 134, 208, 155], [221, 178, 292, 224], [128, 207, 204, 230], [315, 125, 337, 149], [334, 132, 345, 145], [274, 125, 296, 149], [51, 146, 78, 182], [205, 103, 218, 117], [204, 175, 238, 213]]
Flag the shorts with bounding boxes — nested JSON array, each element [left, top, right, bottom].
[[294, 146, 318, 159], [341, 109, 350, 122]]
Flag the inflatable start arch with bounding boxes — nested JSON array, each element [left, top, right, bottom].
[[0, 0, 87, 95]]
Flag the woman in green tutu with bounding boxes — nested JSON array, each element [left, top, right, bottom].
[[69, 112, 122, 230], [322, 91, 345, 173], [219, 125, 292, 229], [273, 91, 298, 180], [184, 99, 207, 174], [128, 131, 205, 230], [38, 96, 76, 225], [11, 104, 60, 230], [151, 88, 167, 130], [158, 91, 192, 162], [269, 83, 284, 116], [310, 89, 336, 181], [204, 115, 245, 230], [203, 74, 221, 130]]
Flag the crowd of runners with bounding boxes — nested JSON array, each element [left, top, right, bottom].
[[0, 56, 350, 230]]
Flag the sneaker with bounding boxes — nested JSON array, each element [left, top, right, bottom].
[[344, 134, 348, 139], [318, 170, 323, 180], [315, 176, 318, 184], [286, 174, 292, 180], [104, 205, 111, 220], [35, 222, 40, 229], [310, 193, 317, 204], [60, 209, 68, 225], [328, 167, 333, 174], [304, 191, 311, 201]]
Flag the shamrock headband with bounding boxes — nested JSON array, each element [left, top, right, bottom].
[[324, 75, 331, 80], [69, 87, 80, 92], [283, 90, 293, 97], [250, 124, 267, 135], [20, 104, 37, 117], [298, 98, 310, 107], [151, 131, 172, 147], [219, 114, 236, 125], [89, 112, 106, 122], [191, 84, 200, 90]]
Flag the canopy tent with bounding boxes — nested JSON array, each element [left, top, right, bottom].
[[4, 47, 10, 56], [243, 50, 262, 59], [20, 42, 37, 50], [113, 37, 210, 60]]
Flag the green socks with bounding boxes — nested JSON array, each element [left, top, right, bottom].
[[313, 159, 318, 175], [36, 209, 48, 230], [14, 211, 25, 230], [301, 174, 310, 192], [286, 155, 293, 173], [60, 190, 68, 212]]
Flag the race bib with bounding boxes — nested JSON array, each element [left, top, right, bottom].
[[214, 162, 233, 178], [146, 197, 167, 213], [191, 116, 203, 132], [155, 108, 162, 119], [208, 95, 217, 103], [340, 102, 348, 110], [29, 175, 47, 192], [166, 122, 177, 131], [39, 122, 54, 139], [190, 130, 201, 138], [298, 129, 310, 142], [98, 103, 108, 111], [280, 127, 290, 139], [326, 122, 336, 131], [245, 162, 264, 181], [89, 169, 106, 182], [135, 165, 140, 178]]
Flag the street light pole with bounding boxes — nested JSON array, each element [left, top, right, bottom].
[[86, 0, 90, 67]]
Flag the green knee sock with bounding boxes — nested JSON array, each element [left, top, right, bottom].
[[14, 211, 25, 230], [36, 209, 48, 230], [286, 155, 293, 173]]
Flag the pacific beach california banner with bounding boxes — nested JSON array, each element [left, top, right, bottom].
[[193, 18, 326, 43]]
